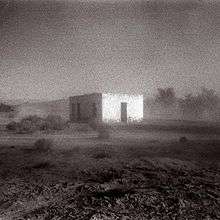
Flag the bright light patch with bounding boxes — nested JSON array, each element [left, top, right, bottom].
[[102, 93, 143, 123]]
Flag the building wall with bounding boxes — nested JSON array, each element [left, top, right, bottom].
[[102, 93, 144, 123], [69, 93, 102, 122], [15, 99, 70, 121], [12, 93, 143, 123]]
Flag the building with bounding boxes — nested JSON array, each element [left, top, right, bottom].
[[16, 93, 144, 123], [69, 93, 143, 123]]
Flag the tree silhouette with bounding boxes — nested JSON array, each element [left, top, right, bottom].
[[0, 103, 14, 112], [179, 88, 219, 120], [155, 87, 176, 107]]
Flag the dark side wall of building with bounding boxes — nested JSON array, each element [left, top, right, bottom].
[[69, 93, 102, 122]]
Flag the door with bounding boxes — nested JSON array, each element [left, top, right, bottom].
[[77, 103, 81, 121], [121, 102, 127, 123], [92, 103, 97, 118], [71, 103, 75, 121]]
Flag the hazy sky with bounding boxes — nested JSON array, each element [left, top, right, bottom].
[[0, 0, 220, 100]]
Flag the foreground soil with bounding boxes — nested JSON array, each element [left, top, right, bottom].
[[0, 137, 220, 219]]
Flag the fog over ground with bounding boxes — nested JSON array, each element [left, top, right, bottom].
[[145, 87, 220, 121]]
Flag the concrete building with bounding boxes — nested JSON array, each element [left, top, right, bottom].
[[16, 93, 144, 123], [69, 93, 144, 123]]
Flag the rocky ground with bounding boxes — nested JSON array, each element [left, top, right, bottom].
[[0, 138, 220, 219]]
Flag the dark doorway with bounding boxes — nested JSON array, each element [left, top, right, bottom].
[[71, 103, 75, 121], [92, 103, 97, 118], [121, 102, 127, 123], [77, 103, 81, 121]]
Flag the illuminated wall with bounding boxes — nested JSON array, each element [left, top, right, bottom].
[[102, 93, 144, 123]]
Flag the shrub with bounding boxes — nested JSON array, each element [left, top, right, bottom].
[[93, 151, 110, 159], [6, 121, 20, 131], [23, 115, 43, 123], [23, 115, 46, 130], [0, 103, 14, 112], [19, 119, 37, 133], [92, 148, 112, 159], [34, 138, 53, 152], [10, 115, 66, 133], [44, 115, 66, 130], [13, 115, 46, 133]]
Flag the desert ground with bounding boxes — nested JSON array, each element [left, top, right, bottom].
[[0, 120, 220, 219]]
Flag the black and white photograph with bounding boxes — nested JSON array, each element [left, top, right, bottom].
[[0, 0, 220, 219]]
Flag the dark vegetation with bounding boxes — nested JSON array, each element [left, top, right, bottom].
[[146, 87, 220, 121], [0, 137, 219, 219], [6, 115, 66, 133], [0, 103, 14, 112]]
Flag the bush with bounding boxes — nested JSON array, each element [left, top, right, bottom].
[[23, 115, 46, 129], [7, 115, 66, 133], [92, 148, 112, 159], [19, 119, 38, 133], [6, 121, 20, 131], [12, 115, 46, 133], [34, 138, 53, 152], [44, 115, 66, 130], [0, 103, 14, 112], [22, 115, 43, 123]]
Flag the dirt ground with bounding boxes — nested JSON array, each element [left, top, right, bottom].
[[0, 127, 220, 219]]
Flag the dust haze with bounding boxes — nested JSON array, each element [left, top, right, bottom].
[[145, 87, 220, 122]]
